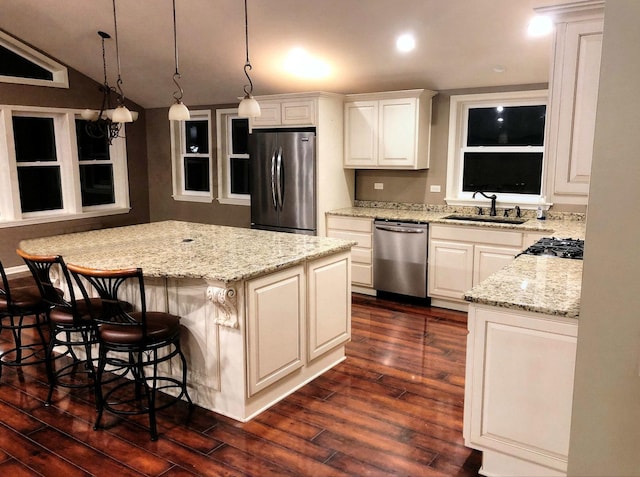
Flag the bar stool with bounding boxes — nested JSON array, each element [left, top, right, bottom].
[[67, 263, 193, 441], [17, 249, 102, 406], [0, 259, 50, 379]]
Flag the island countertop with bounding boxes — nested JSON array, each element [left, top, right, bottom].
[[463, 254, 583, 318], [18, 220, 354, 284]]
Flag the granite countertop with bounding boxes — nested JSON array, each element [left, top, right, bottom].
[[327, 206, 586, 238], [19, 221, 354, 284], [463, 255, 583, 318]]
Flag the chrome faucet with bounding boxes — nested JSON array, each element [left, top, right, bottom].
[[473, 191, 497, 216]]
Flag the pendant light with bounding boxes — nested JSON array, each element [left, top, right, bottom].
[[110, 0, 133, 123], [168, 0, 190, 121], [238, 0, 261, 118]]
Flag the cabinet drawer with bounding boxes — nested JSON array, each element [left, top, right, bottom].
[[327, 229, 372, 249], [352, 263, 373, 286], [431, 225, 523, 247], [327, 215, 373, 233], [351, 247, 372, 265]]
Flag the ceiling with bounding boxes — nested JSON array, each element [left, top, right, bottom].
[[1, 0, 566, 109]]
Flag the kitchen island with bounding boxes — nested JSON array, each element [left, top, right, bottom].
[[19, 221, 354, 421]]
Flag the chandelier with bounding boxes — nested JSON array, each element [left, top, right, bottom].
[[81, 0, 137, 144]]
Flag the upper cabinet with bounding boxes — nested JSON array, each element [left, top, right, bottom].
[[343, 89, 437, 170], [540, 1, 604, 205], [250, 97, 316, 128]]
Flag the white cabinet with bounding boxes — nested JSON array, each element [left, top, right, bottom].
[[428, 225, 524, 306], [344, 89, 436, 170], [326, 215, 374, 293], [464, 304, 578, 476], [251, 98, 316, 127], [245, 265, 305, 397], [540, 2, 604, 204]]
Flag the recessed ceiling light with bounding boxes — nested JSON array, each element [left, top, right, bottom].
[[493, 65, 506, 73], [396, 33, 415, 53], [528, 15, 553, 37], [284, 47, 330, 78]]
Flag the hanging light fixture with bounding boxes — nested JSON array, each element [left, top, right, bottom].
[[238, 0, 260, 118], [168, 0, 190, 121], [81, 0, 136, 144]]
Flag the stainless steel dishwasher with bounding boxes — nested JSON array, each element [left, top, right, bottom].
[[373, 220, 428, 298]]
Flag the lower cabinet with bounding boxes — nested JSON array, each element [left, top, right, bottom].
[[464, 304, 577, 476]]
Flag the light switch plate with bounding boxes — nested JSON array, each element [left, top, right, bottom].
[[430, 185, 441, 193], [374, 182, 384, 190]]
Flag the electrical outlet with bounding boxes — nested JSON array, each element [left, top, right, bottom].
[[430, 185, 441, 193], [374, 182, 384, 190]]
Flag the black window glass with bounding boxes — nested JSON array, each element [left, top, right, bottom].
[[462, 152, 543, 195], [76, 120, 110, 161], [17, 166, 63, 212], [184, 157, 209, 192], [13, 116, 57, 162], [184, 121, 208, 154], [230, 157, 250, 195], [467, 105, 546, 146], [80, 164, 115, 206], [231, 118, 249, 155], [0, 45, 54, 81]]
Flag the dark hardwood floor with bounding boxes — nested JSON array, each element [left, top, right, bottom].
[[0, 292, 481, 476]]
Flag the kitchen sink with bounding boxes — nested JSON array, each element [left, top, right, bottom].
[[441, 214, 527, 225]]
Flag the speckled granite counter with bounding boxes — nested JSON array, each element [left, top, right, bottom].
[[463, 255, 582, 318], [327, 206, 586, 239], [19, 220, 354, 284]]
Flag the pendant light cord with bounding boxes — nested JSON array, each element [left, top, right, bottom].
[[243, 0, 254, 96], [172, 0, 184, 101], [112, 0, 126, 104]]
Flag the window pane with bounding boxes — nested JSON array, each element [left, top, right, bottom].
[[230, 157, 250, 195], [13, 116, 57, 162], [184, 121, 208, 154], [184, 157, 209, 192], [76, 120, 110, 160], [231, 118, 249, 155], [17, 166, 62, 212], [462, 152, 543, 194], [467, 105, 546, 146], [0, 45, 54, 81], [80, 164, 115, 206]]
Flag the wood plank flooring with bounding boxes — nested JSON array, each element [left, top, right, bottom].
[[0, 293, 481, 476]]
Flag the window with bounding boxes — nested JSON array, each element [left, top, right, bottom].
[[446, 90, 548, 207], [0, 30, 68, 88], [170, 110, 213, 202], [216, 109, 250, 206], [0, 105, 130, 227]]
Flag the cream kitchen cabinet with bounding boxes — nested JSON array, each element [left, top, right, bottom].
[[538, 1, 604, 205], [428, 225, 525, 309], [326, 215, 375, 294], [250, 97, 316, 127], [464, 303, 577, 476], [344, 89, 436, 170]]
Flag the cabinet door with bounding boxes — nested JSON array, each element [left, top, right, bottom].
[[378, 98, 417, 168], [281, 99, 315, 125], [251, 101, 281, 127], [344, 101, 378, 167], [246, 266, 305, 396], [466, 305, 577, 473], [428, 239, 473, 300], [473, 245, 520, 286], [307, 252, 351, 361]]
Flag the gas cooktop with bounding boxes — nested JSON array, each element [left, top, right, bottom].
[[520, 237, 584, 259]]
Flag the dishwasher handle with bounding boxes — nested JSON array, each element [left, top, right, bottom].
[[375, 224, 426, 234]]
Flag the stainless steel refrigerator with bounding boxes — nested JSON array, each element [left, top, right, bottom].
[[249, 129, 316, 235]]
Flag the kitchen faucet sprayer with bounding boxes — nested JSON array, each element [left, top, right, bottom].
[[473, 191, 498, 216]]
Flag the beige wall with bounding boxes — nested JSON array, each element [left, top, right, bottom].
[[145, 105, 250, 228], [567, 1, 640, 474], [0, 66, 150, 268]]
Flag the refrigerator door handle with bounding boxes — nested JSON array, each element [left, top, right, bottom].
[[276, 147, 283, 210], [270, 150, 277, 210]]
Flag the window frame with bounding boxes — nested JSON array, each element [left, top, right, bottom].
[[0, 105, 130, 228], [170, 109, 213, 203], [215, 108, 250, 206], [445, 90, 550, 208]]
